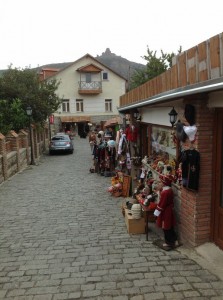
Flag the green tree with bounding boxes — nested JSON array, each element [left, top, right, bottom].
[[0, 66, 61, 132], [0, 99, 27, 134], [129, 46, 182, 90]]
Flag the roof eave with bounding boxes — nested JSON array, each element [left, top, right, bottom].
[[118, 78, 223, 112]]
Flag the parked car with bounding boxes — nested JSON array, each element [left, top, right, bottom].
[[49, 134, 74, 154]]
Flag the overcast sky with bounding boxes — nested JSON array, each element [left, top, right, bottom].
[[0, 0, 223, 70]]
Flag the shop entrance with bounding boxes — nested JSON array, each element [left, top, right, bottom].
[[213, 109, 223, 250], [77, 122, 89, 138]]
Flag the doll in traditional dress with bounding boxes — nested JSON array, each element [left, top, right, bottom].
[[153, 175, 179, 250]]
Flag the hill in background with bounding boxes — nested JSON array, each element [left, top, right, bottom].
[[95, 48, 145, 79], [0, 48, 145, 80]]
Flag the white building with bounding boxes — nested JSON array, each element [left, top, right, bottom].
[[44, 54, 127, 137]]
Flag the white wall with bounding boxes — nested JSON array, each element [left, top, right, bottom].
[[51, 56, 126, 117], [208, 91, 223, 107], [140, 106, 179, 127]]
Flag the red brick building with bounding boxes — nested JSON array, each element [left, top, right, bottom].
[[118, 32, 223, 250]]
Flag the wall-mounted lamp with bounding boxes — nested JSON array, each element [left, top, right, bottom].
[[133, 109, 142, 122], [168, 107, 178, 127]]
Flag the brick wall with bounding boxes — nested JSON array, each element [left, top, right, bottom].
[[179, 97, 215, 246]]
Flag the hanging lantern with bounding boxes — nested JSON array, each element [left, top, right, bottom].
[[168, 107, 178, 127]]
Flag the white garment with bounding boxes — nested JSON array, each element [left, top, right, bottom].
[[118, 133, 127, 155]]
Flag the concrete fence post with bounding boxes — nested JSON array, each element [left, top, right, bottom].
[[6, 130, 20, 172], [18, 129, 29, 164], [0, 133, 8, 181]]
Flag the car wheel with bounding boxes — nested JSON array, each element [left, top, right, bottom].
[[49, 150, 54, 155]]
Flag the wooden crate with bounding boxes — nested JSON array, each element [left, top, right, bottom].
[[124, 208, 145, 234]]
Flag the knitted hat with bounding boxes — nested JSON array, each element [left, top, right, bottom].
[[183, 125, 197, 142]]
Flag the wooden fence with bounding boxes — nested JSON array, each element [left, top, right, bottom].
[[120, 32, 223, 106]]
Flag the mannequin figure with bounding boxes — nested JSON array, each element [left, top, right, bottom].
[[154, 175, 178, 250]]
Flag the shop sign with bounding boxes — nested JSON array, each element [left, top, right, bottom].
[[49, 115, 54, 124]]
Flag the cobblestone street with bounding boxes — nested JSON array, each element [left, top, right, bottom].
[[0, 137, 223, 299]]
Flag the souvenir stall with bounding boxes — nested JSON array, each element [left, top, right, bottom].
[[91, 132, 117, 175], [143, 125, 178, 183], [141, 105, 200, 191], [119, 104, 200, 240], [106, 126, 134, 204], [106, 122, 142, 197], [117, 32, 223, 249], [108, 120, 155, 237]]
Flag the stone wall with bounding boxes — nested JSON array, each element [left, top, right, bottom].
[[0, 127, 49, 184]]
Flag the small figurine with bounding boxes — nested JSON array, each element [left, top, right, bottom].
[[176, 163, 182, 185]]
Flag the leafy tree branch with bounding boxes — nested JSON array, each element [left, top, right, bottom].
[[129, 46, 182, 90], [0, 66, 61, 133]]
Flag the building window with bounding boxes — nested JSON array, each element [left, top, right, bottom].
[[102, 72, 108, 80], [62, 99, 70, 112], [105, 99, 112, 112], [76, 99, 84, 112], [86, 73, 91, 83]]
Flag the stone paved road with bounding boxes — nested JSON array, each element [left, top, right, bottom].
[[0, 138, 223, 300]]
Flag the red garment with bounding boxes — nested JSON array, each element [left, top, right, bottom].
[[156, 187, 176, 230], [125, 126, 138, 142]]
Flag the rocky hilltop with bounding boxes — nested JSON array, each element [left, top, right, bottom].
[[0, 48, 145, 80], [95, 48, 145, 79]]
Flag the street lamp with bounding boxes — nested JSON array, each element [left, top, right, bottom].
[[48, 115, 52, 141], [26, 106, 35, 165], [48, 95, 53, 141]]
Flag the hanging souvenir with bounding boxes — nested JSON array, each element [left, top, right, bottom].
[[126, 153, 131, 170], [181, 149, 200, 191]]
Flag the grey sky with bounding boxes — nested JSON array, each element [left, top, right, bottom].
[[0, 0, 222, 69]]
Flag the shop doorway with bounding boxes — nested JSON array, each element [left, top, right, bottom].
[[213, 109, 223, 250], [77, 122, 89, 138]]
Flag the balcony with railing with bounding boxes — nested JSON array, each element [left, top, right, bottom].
[[78, 81, 102, 94]]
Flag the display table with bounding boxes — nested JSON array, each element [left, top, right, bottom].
[[140, 203, 156, 241]]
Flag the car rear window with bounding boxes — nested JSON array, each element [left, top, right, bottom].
[[52, 136, 69, 141]]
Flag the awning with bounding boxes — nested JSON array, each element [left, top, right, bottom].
[[60, 116, 91, 123], [104, 116, 122, 127]]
